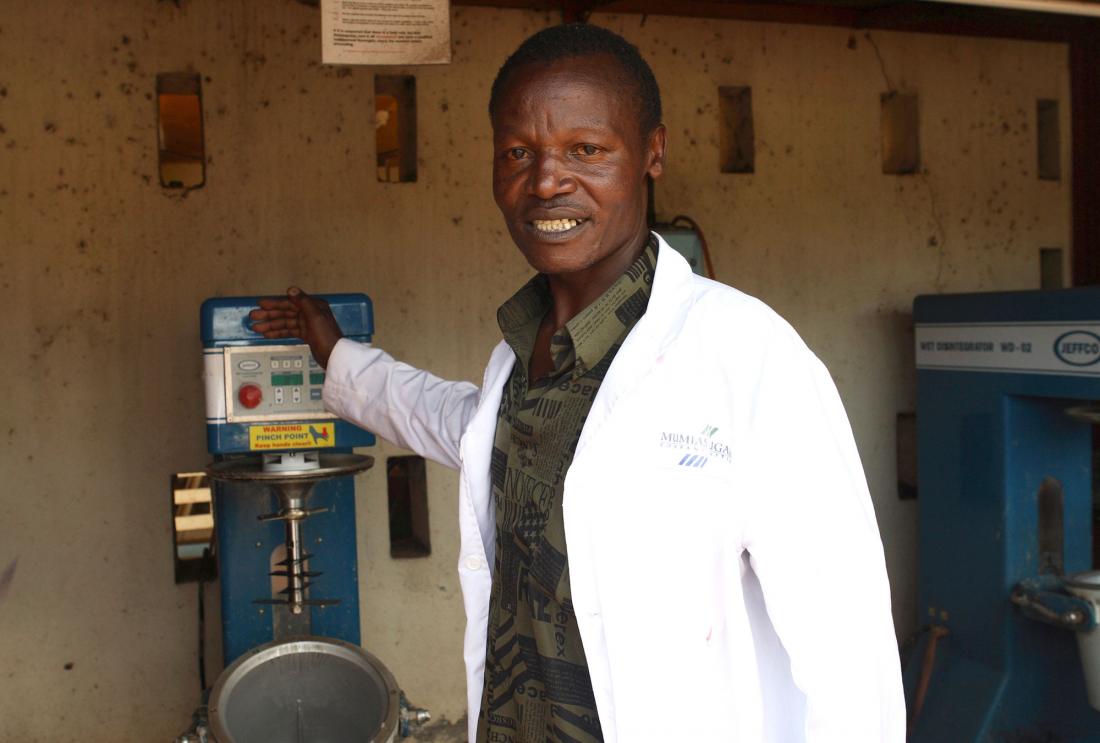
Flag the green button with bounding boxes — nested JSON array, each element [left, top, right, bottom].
[[310, 372, 325, 385]]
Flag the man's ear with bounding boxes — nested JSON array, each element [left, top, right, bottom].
[[646, 124, 667, 179]]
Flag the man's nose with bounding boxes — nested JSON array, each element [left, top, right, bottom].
[[528, 152, 576, 200]]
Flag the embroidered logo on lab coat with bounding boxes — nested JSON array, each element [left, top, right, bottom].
[[659, 424, 732, 468], [677, 453, 710, 468]]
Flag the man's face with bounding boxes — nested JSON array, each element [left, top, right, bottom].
[[491, 55, 665, 278]]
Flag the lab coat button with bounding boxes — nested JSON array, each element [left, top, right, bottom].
[[464, 555, 483, 570]]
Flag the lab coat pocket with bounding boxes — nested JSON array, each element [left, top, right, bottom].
[[575, 462, 738, 613]]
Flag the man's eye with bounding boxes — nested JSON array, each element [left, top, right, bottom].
[[576, 144, 601, 156], [506, 148, 528, 160]]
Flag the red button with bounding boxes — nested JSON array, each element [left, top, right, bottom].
[[238, 383, 263, 409]]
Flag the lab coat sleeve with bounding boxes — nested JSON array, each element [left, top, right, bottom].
[[741, 325, 906, 743], [322, 338, 480, 470]]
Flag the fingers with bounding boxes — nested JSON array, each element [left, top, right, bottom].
[[247, 321, 298, 338], [250, 312, 296, 328], [252, 295, 300, 334], [288, 287, 331, 316], [256, 298, 297, 311], [256, 328, 298, 339], [255, 287, 321, 313], [250, 316, 298, 333], [250, 288, 327, 341], [287, 286, 307, 309], [252, 288, 308, 326], [249, 307, 301, 327], [250, 302, 304, 340]]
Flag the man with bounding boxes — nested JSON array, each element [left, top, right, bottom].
[[251, 24, 904, 743]]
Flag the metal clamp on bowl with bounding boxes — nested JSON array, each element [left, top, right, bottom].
[[1011, 575, 1097, 632]]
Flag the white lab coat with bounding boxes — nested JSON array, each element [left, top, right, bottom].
[[323, 235, 905, 743]]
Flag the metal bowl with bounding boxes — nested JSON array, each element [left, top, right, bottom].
[[208, 637, 399, 743], [206, 453, 376, 483]]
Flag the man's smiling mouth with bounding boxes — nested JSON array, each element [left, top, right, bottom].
[[532, 218, 587, 233]]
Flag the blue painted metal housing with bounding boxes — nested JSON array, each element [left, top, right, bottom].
[[907, 287, 1100, 742], [212, 478, 363, 662], [201, 293, 374, 347], [200, 294, 375, 664]]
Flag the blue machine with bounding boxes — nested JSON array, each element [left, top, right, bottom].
[[200, 294, 375, 663], [906, 287, 1100, 741], [654, 224, 707, 276]]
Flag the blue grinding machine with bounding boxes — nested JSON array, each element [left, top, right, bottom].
[[905, 287, 1100, 742], [177, 296, 431, 742], [201, 294, 376, 659]]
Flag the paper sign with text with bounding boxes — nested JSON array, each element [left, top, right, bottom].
[[322, 0, 451, 66]]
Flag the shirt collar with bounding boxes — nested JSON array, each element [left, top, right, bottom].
[[496, 273, 551, 376], [496, 235, 659, 380], [564, 235, 658, 377]]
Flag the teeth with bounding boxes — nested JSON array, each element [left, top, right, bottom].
[[533, 218, 582, 233]]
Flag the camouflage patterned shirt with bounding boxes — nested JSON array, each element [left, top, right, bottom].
[[476, 236, 658, 743]]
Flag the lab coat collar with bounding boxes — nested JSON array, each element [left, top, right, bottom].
[[631, 231, 697, 356], [468, 234, 696, 547], [574, 232, 697, 456]]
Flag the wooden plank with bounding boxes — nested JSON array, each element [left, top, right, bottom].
[[174, 487, 212, 505], [175, 513, 215, 531]]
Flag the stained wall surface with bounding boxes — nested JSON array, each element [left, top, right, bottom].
[[0, 1, 1070, 739]]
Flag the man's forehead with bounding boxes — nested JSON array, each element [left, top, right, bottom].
[[497, 53, 630, 99], [491, 55, 640, 129]]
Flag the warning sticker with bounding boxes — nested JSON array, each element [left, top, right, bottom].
[[249, 423, 336, 450]]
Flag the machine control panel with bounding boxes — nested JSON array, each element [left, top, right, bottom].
[[224, 345, 332, 423], [202, 293, 373, 454]]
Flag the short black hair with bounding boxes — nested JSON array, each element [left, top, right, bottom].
[[489, 23, 662, 136]]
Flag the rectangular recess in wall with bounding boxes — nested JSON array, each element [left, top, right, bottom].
[[1041, 248, 1064, 289], [881, 92, 920, 175], [156, 72, 206, 189], [387, 455, 431, 558], [718, 86, 754, 174], [375, 75, 418, 183], [1037, 99, 1061, 181]]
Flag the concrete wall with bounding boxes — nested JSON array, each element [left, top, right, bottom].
[[0, 1, 1070, 739]]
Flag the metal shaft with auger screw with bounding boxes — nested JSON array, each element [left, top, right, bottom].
[[207, 452, 375, 620], [256, 478, 332, 615]]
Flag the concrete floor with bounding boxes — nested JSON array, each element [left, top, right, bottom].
[[407, 716, 468, 743]]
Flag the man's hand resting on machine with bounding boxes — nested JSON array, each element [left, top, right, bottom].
[[249, 287, 344, 368]]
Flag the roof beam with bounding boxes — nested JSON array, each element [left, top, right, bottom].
[[452, 0, 1097, 40]]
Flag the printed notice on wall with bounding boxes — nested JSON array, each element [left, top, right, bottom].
[[321, 0, 451, 66]]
